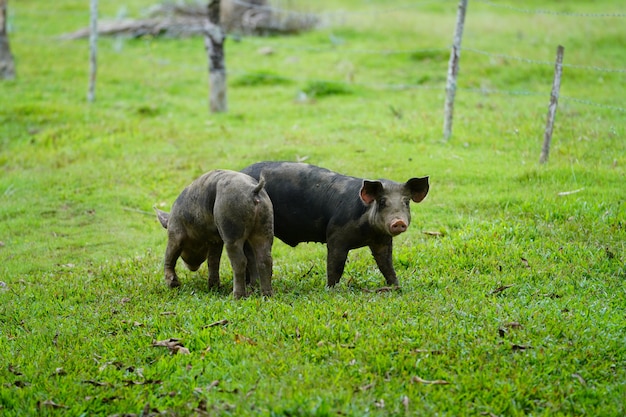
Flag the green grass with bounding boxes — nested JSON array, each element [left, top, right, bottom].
[[1, 0, 625, 415]]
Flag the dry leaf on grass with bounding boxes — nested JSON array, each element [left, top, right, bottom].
[[498, 322, 523, 337], [200, 346, 212, 359], [38, 400, 68, 409], [411, 375, 450, 385], [572, 373, 587, 386], [9, 364, 22, 376], [123, 379, 162, 386], [412, 348, 444, 355], [358, 382, 374, 392], [511, 344, 532, 351], [557, 188, 584, 196], [490, 284, 514, 295], [423, 231, 444, 237], [402, 396, 410, 413], [203, 319, 229, 328], [82, 380, 111, 387], [234, 334, 257, 345], [174, 345, 190, 355], [152, 338, 190, 354]]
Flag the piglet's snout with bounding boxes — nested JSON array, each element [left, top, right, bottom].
[[390, 219, 408, 235]]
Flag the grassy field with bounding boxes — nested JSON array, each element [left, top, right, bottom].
[[1, 0, 625, 415]]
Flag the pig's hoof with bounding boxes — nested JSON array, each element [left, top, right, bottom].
[[166, 278, 181, 288], [233, 291, 247, 300]]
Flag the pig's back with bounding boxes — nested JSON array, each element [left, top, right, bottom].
[[242, 162, 364, 246]]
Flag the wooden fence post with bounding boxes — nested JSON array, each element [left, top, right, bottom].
[[87, 0, 97, 102], [540, 45, 564, 164], [443, 0, 468, 141], [204, 0, 227, 113], [0, 0, 16, 80]]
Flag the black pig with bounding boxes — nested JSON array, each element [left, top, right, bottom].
[[241, 162, 429, 287], [155, 170, 274, 298]]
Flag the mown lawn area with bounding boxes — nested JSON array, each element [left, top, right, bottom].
[[0, 0, 624, 415]]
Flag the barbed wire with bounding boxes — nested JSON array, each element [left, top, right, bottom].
[[241, 36, 450, 55], [473, 0, 626, 18], [458, 86, 544, 97], [456, 87, 625, 112], [235, 0, 626, 19], [12, 34, 625, 77], [461, 47, 626, 74], [560, 96, 626, 113], [138, 52, 625, 112]]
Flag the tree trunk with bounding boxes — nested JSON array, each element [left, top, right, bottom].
[[0, 0, 16, 80], [204, 0, 227, 113]]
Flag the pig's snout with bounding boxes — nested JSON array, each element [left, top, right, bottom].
[[390, 219, 408, 235]]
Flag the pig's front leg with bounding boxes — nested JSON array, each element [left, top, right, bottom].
[[369, 239, 399, 286], [206, 241, 224, 289], [326, 240, 350, 287]]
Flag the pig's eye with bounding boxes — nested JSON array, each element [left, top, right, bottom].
[[403, 197, 410, 206], [379, 197, 387, 207]]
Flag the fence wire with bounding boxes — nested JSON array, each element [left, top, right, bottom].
[[460, 47, 626, 74], [473, 0, 626, 18]]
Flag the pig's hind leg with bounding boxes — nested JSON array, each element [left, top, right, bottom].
[[224, 240, 248, 299], [248, 235, 273, 296], [243, 242, 260, 289], [206, 241, 224, 290]]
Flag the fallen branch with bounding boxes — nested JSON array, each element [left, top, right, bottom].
[[61, 1, 319, 39]]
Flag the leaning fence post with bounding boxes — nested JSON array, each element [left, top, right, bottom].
[[443, 0, 468, 141], [87, 0, 98, 102], [540, 45, 564, 164], [204, 0, 227, 113]]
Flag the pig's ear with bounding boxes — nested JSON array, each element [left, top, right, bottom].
[[406, 176, 429, 203], [360, 180, 384, 205]]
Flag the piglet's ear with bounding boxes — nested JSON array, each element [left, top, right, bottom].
[[406, 176, 429, 203], [360, 180, 384, 205]]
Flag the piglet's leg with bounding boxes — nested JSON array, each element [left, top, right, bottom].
[[225, 240, 248, 299], [326, 241, 349, 287], [206, 241, 223, 290], [243, 242, 260, 289], [251, 238, 273, 297], [163, 241, 182, 288], [369, 239, 399, 286]]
